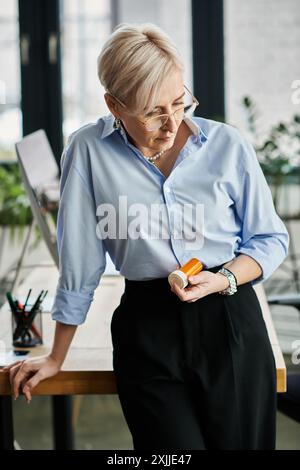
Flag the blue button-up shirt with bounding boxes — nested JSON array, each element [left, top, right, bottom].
[[51, 113, 289, 325]]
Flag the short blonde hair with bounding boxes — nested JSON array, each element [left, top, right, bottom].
[[97, 22, 184, 115]]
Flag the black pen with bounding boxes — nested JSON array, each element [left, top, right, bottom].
[[29, 290, 44, 316], [6, 292, 17, 315], [34, 289, 48, 313], [41, 290, 48, 304], [23, 290, 45, 333], [7, 294, 26, 340], [22, 288, 32, 313]]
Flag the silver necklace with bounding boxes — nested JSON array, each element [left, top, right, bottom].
[[144, 149, 166, 163], [118, 122, 166, 163]]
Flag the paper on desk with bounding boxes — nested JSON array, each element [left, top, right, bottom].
[[0, 347, 30, 367]]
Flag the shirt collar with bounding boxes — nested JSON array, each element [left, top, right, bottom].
[[99, 112, 208, 143]]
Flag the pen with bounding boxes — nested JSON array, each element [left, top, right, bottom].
[[6, 293, 23, 339], [30, 289, 47, 317], [6, 292, 17, 315], [7, 291, 43, 344], [22, 290, 44, 334], [22, 288, 32, 313], [26, 289, 45, 342], [41, 290, 48, 303], [28, 290, 44, 315]]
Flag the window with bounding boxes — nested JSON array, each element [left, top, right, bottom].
[[60, 0, 193, 142], [0, 0, 22, 161], [60, 0, 112, 140], [118, 0, 193, 89]]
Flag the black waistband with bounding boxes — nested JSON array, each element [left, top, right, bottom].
[[124, 262, 226, 290]]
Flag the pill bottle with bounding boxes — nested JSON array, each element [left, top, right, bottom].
[[168, 258, 204, 289]]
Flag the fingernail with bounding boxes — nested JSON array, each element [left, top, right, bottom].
[[189, 276, 194, 281]]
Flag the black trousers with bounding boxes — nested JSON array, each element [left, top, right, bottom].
[[110, 264, 277, 450]]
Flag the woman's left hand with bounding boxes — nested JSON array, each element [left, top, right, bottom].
[[170, 270, 230, 302]]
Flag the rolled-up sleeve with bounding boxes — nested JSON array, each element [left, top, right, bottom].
[[233, 135, 289, 283], [51, 135, 107, 325]]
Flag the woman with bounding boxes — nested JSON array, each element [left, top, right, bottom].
[[4, 23, 289, 450]]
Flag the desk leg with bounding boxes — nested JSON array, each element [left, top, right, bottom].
[[0, 396, 14, 450], [52, 396, 74, 450]]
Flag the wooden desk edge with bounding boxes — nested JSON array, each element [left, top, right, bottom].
[[0, 370, 117, 396], [0, 364, 286, 395], [0, 282, 287, 395], [254, 284, 287, 393], [277, 366, 287, 393]]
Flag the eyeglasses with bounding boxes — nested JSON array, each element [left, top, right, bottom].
[[106, 85, 199, 132]]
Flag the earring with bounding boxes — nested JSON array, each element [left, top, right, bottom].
[[113, 118, 121, 130]]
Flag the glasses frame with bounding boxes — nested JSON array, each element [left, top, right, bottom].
[[106, 84, 199, 132]]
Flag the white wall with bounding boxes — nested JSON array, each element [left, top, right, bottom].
[[225, 0, 300, 137]]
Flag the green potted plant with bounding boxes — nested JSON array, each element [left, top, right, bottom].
[[242, 96, 300, 216], [0, 163, 33, 241]]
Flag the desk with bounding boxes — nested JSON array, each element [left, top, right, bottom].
[[0, 265, 286, 449], [0, 265, 123, 450], [254, 283, 287, 394]]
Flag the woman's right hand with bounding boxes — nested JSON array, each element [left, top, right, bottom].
[[3, 354, 61, 403]]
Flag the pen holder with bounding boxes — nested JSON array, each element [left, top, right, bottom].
[[11, 305, 43, 348]]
